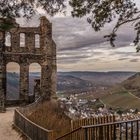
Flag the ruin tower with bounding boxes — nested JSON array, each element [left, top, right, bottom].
[[0, 27, 6, 112], [0, 17, 56, 111]]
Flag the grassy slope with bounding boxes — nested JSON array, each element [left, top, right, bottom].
[[101, 73, 140, 110], [101, 89, 140, 110]]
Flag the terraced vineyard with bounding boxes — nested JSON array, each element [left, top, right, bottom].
[[101, 91, 140, 110]]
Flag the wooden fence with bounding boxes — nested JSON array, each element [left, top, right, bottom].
[[14, 107, 115, 140], [71, 115, 116, 130], [54, 115, 115, 139], [14, 109, 54, 140], [56, 119, 140, 140], [14, 106, 140, 140], [55, 115, 116, 140]]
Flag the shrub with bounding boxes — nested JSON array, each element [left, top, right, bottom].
[[27, 100, 71, 138]]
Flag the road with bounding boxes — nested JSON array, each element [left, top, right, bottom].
[[0, 107, 22, 140], [128, 91, 140, 100]]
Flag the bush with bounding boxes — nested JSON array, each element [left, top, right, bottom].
[[27, 100, 71, 138]]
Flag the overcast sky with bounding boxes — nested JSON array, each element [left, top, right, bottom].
[[8, 0, 140, 72]]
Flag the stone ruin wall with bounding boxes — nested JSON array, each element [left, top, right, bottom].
[[0, 17, 56, 111]]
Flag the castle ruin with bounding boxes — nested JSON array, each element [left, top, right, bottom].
[[0, 17, 56, 112]]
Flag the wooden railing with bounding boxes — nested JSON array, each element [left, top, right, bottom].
[[56, 119, 140, 140], [14, 109, 54, 140], [71, 115, 115, 130], [14, 108, 140, 140]]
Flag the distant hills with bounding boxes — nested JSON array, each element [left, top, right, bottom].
[[6, 71, 136, 100], [7, 73, 20, 100], [57, 74, 93, 92], [6, 72, 41, 100], [101, 73, 140, 110], [59, 71, 135, 87], [122, 73, 140, 97]]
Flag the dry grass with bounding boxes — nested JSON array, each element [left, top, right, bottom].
[[27, 100, 71, 138]]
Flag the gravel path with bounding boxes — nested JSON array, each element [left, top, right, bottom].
[[0, 107, 22, 140]]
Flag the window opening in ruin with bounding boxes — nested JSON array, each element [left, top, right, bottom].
[[20, 33, 25, 47], [35, 34, 40, 48], [6, 62, 20, 100], [29, 63, 41, 96], [5, 32, 11, 46]]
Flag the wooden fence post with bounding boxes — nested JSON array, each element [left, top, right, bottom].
[[48, 131, 55, 140]]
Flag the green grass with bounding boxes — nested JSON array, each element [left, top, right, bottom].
[[101, 91, 140, 110]]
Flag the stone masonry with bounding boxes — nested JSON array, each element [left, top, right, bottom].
[[0, 17, 56, 112]]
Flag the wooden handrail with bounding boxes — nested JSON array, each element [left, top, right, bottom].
[[82, 118, 140, 128], [15, 109, 140, 140], [56, 127, 82, 140], [57, 118, 140, 140], [15, 109, 53, 133]]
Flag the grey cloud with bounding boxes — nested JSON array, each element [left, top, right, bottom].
[[16, 15, 140, 71], [52, 17, 106, 52], [118, 58, 129, 61], [109, 51, 139, 57], [130, 59, 139, 62], [57, 51, 98, 64], [58, 39, 106, 51], [58, 59, 79, 64], [58, 55, 89, 61], [18, 15, 136, 52]]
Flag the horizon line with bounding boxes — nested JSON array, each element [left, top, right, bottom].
[[7, 70, 139, 73]]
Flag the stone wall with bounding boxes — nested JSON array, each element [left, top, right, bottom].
[[0, 16, 56, 111], [0, 29, 6, 112], [34, 79, 41, 100]]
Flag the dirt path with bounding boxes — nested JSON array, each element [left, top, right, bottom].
[[0, 107, 22, 140]]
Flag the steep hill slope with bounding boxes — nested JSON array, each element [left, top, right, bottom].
[[57, 74, 93, 92], [59, 71, 135, 86], [101, 73, 140, 110], [6, 71, 135, 99], [123, 73, 140, 88]]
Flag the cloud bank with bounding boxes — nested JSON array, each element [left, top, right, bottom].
[[15, 4, 140, 72]]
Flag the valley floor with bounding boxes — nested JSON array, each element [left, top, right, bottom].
[[0, 107, 22, 140]]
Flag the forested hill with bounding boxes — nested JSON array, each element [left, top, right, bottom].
[[6, 71, 135, 99]]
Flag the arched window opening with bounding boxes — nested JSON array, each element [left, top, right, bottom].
[[20, 33, 25, 47], [6, 62, 20, 100], [29, 63, 41, 99], [35, 34, 40, 48], [5, 32, 11, 46]]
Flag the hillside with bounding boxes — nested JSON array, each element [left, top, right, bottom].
[[57, 75, 93, 92], [6, 73, 40, 100], [6, 73, 19, 100], [122, 73, 140, 97], [59, 71, 135, 86], [101, 73, 140, 110], [6, 71, 135, 99]]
